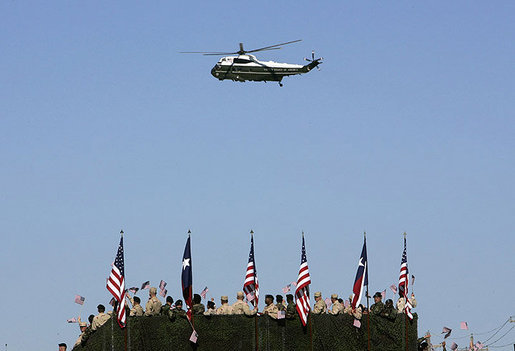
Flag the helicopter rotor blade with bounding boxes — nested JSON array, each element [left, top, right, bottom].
[[246, 39, 302, 53], [180, 51, 239, 55]]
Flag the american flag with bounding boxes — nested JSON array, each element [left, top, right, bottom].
[[140, 281, 150, 290], [106, 234, 126, 328], [74, 295, 85, 305], [398, 235, 412, 320], [181, 233, 193, 322], [295, 234, 311, 327], [200, 286, 208, 299], [351, 236, 368, 310], [243, 232, 259, 307]]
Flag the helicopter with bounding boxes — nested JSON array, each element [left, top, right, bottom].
[[181, 40, 322, 87]]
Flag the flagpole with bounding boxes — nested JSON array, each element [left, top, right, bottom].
[[189, 230, 194, 330], [120, 230, 128, 351], [308, 311, 313, 351], [365, 231, 371, 351], [251, 230, 259, 351], [404, 232, 409, 351]]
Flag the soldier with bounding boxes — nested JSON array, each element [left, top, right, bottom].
[[58, 343, 67, 351], [160, 296, 174, 315], [328, 294, 344, 315], [73, 322, 88, 348], [232, 291, 257, 316], [92, 304, 111, 331], [172, 300, 187, 318], [312, 292, 327, 314], [192, 294, 206, 314], [285, 294, 296, 319], [370, 292, 384, 315], [128, 296, 144, 316], [144, 287, 163, 316], [216, 296, 234, 315], [262, 294, 278, 319], [204, 300, 217, 316], [79, 315, 95, 347], [380, 299, 397, 321], [276, 295, 286, 311], [396, 292, 417, 313]]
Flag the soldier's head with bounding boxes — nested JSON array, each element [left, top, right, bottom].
[[149, 287, 157, 297], [331, 294, 338, 303], [166, 296, 174, 306], [385, 299, 393, 308], [133, 296, 141, 305], [265, 294, 274, 305], [236, 291, 245, 301], [276, 295, 283, 303], [79, 322, 87, 332], [193, 294, 201, 304], [220, 296, 229, 304], [97, 304, 106, 313], [58, 343, 67, 351], [175, 300, 183, 309], [207, 301, 215, 310], [286, 294, 294, 303], [338, 298, 343, 304], [373, 292, 382, 303], [88, 314, 95, 324], [314, 292, 322, 301]]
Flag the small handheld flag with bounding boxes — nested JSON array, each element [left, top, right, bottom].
[[442, 326, 452, 339], [200, 286, 209, 299], [67, 318, 77, 323], [159, 289, 168, 298], [159, 280, 167, 291], [141, 281, 150, 290], [129, 287, 139, 295], [460, 321, 468, 330], [74, 295, 85, 305]]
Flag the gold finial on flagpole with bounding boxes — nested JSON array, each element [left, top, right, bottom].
[[250, 229, 254, 235], [364, 231, 366, 238], [120, 230, 124, 237], [188, 229, 191, 237], [403, 232, 407, 238]]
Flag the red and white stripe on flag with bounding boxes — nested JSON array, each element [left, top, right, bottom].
[[295, 235, 311, 327], [106, 236, 126, 328]]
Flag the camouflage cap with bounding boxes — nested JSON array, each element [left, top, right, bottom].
[[79, 322, 87, 327], [314, 292, 322, 298], [149, 287, 157, 294], [236, 291, 244, 298], [221, 295, 228, 301], [331, 294, 338, 299]]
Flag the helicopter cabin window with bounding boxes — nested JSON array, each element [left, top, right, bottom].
[[234, 58, 252, 64]]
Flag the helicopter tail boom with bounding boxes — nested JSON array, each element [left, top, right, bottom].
[[302, 51, 323, 72]]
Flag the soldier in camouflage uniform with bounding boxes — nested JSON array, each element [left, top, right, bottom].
[[216, 296, 234, 315], [369, 292, 384, 315], [275, 295, 286, 311], [262, 295, 278, 319], [232, 291, 257, 316], [285, 294, 296, 319], [172, 300, 187, 318], [145, 287, 163, 316], [192, 294, 205, 315], [312, 292, 327, 314], [328, 294, 344, 315], [380, 299, 397, 321], [160, 296, 174, 315]]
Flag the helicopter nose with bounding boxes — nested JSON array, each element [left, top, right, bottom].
[[211, 65, 221, 79]]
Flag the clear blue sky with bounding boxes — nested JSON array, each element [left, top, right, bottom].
[[1, 1, 514, 349]]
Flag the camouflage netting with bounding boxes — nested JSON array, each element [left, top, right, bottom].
[[73, 313, 418, 351]]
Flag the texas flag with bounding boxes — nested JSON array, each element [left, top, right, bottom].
[[351, 236, 368, 310], [181, 232, 193, 322]]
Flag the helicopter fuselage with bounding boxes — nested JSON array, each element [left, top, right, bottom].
[[210, 54, 316, 84]]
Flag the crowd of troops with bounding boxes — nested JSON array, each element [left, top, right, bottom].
[[71, 287, 417, 348]]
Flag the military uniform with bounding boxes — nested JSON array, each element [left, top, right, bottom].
[[91, 312, 110, 331], [396, 296, 417, 313], [276, 302, 286, 312], [263, 302, 279, 319], [130, 304, 144, 316], [232, 300, 256, 316], [193, 303, 205, 314], [286, 302, 296, 319], [80, 326, 94, 346], [329, 301, 343, 315], [160, 304, 172, 316], [172, 307, 187, 318], [145, 296, 162, 316], [313, 299, 327, 314], [380, 300, 397, 321], [204, 308, 216, 316], [370, 301, 384, 315], [216, 302, 234, 315]]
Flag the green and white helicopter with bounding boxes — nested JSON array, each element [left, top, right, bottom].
[[182, 40, 322, 87]]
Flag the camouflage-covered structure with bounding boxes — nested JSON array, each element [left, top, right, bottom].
[[73, 313, 418, 351]]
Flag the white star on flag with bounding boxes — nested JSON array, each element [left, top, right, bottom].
[[182, 258, 190, 270]]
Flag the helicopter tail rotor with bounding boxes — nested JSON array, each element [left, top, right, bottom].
[[303, 50, 323, 71]]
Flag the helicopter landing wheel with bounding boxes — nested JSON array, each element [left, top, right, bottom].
[[279, 82, 283, 87]]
